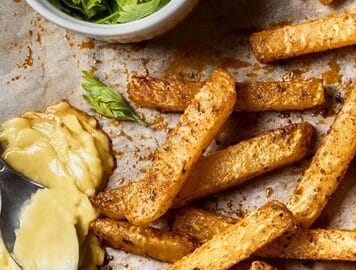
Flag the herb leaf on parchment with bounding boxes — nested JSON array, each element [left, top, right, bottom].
[[81, 71, 147, 126]]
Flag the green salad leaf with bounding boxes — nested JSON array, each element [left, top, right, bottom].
[[81, 71, 147, 126], [48, 0, 170, 24]]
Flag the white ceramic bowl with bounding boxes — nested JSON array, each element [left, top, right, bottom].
[[25, 0, 199, 43]]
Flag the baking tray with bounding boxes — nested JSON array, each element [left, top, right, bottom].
[[0, 0, 355, 269]]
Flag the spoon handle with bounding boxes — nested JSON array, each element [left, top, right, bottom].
[[0, 158, 5, 173]]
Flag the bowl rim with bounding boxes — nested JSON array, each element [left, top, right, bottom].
[[25, 0, 193, 36]]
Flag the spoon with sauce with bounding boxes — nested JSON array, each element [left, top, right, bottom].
[[0, 157, 44, 265]]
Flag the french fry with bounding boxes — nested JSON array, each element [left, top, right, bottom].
[[92, 207, 356, 264], [172, 207, 235, 242], [128, 75, 204, 111], [287, 85, 356, 228], [174, 122, 313, 207], [128, 76, 325, 112], [92, 122, 313, 218], [235, 80, 324, 111], [90, 218, 197, 263], [250, 11, 356, 62], [168, 201, 294, 270], [257, 228, 356, 261], [124, 68, 236, 225], [172, 207, 356, 261], [91, 183, 131, 220], [250, 261, 276, 270]]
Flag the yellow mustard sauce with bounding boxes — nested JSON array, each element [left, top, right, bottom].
[[0, 101, 114, 270]]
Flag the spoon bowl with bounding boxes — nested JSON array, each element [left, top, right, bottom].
[[0, 157, 44, 262]]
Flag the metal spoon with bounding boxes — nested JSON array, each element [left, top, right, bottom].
[[0, 157, 44, 264]]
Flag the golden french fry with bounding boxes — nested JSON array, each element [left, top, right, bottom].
[[172, 207, 356, 261], [90, 218, 197, 263], [250, 11, 356, 62], [92, 207, 356, 264], [124, 68, 236, 225], [168, 201, 294, 270], [128, 76, 325, 112], [250, 261, 276, 270], [128, 75, 204, 111], [172, 207, 235, 242], [174, 122, 313, 207], [288, 85, 356, 228], [236, 80, 324, 111], [91, 183, 131, 220], [257, 228, 356, 261], [92, 122, 313, 218]]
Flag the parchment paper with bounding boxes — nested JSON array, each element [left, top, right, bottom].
[[0, 0, 355, 269]]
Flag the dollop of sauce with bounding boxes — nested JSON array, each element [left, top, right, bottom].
[[0, 101, 114, 270]]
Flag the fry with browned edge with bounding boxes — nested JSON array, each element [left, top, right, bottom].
[[91, 218, 197, 263], [128, 75, 324, 112], [288, 85, 356, 228], [250, 11, 356, 62], [174, 122, 313, 207], [250, 261, 277, 270], [168, 201, 294, 270], [172, 207, 356, 261], [92, 122, 313, 218], [124, 68, 236, 225], [90, 207, 356, 263]]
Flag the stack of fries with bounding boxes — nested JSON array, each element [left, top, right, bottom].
[[91, 10, 356, 270]]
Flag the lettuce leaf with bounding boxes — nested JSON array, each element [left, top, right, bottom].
[[49, 0, 169, 23]]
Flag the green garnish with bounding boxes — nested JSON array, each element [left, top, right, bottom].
[[81, 71, 146, 126], [48, 0, 170, 24]]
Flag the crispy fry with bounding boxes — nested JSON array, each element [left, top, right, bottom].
[[172, 207, 356, 261], [93, 208, 356, 264], [128, 75, 203, 111], [92, 123, 313, 218], [128, 76, 325, 112], [236, 80, 324, 111], [250, 261, 276, 270], [250, 11, 356, 62], [124, 68, 236, 225], [90, 218, 197, 263], [174, 122, 313, 207], [91, 183, 131, 220], [258, 228, 356, 261], [172, 207, 235, 242], [168, 201, 294, 270], [287, 85, 356, 228]]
